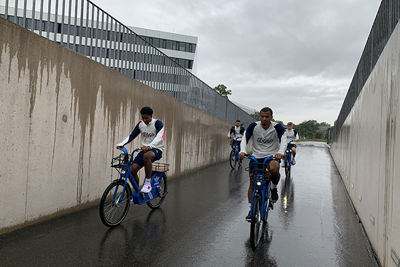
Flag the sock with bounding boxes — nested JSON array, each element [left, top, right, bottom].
[[144, 178, 151, 184], [271, 183, 277, 190]]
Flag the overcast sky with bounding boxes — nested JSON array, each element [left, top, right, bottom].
[[94, 0, 381, 124]]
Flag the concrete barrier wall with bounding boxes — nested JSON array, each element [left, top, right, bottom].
[[330, 21, 400, 267], [0, 18, 231, 232]]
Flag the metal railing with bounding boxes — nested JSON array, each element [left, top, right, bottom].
[[330, 0, 400, 143], [0, 0, 254, 126]]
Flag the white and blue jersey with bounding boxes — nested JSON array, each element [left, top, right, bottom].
[[284, 129, 299, 143], [240, 121, 287, 159], [116, 118, 165, 151], [228, 125, 245, 140]]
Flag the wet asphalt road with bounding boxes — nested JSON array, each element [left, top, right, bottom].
[[0, 142, 378, 267]]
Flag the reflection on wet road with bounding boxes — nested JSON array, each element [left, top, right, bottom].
[[0, 142, 378, 266]]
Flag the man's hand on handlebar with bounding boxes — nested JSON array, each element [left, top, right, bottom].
[[116, 145, 123, 149], [239, 152, 246, 159], [275, 153, 283, 160]]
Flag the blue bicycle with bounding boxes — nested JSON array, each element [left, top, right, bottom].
[[246, 154, 274, 250], [229, 137, 242, 169], [99, 147, 168, 227], [283, 141, 294, 177]]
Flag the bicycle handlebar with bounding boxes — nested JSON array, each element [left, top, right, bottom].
[[118, 147, 142, 158]]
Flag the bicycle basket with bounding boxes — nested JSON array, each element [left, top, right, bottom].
[[152, 162, 169, 172], [249, 162, 270, 180], [111, 153, 131, 169]]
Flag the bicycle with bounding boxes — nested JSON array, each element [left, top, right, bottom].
[[229, 137, 242, 169], [99, 147, 168, 227], [245, 154, 275, 250], [283, 141, 294, 177]]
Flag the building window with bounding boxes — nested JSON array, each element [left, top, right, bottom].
[[179, 42, 185, 51]]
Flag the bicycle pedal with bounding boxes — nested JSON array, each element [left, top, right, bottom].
[[140, 192, 146, 199]]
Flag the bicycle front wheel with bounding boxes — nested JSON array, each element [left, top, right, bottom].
[[147, 173, 168, 209], [99, 180, 132, 227], [250, 194, 263, 250], [284, 156, 291, 178], [229, 150, 236, 169], [285, 162, 291, 178]]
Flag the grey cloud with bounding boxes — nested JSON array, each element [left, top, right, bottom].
[[93, 0, 381, 124]]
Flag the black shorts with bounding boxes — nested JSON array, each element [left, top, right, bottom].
[[132, 148, 162, 167], [287, 143, 297, 150], [231, 140, 241, 150]]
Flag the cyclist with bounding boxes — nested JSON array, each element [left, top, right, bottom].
[[283, 122, 299, 165], [116, 106, 164, 193], [239, 107, 287, 220], [228, 119, 245, 150]]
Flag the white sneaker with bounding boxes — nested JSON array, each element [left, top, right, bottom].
[[292, 158, 296, 165], [141, 182, 152, 193]]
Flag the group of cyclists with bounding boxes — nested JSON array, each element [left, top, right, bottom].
[[115, 106, 298, 221]]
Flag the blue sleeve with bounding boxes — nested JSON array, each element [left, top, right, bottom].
[[155, 120, 164, 134], [274, 123, 285, 142], [229, 126, 235, 135], [245, 123, 257, 143], [126, 122, 141, 144], [294, 130, 298, 137], [240, 126, 245, 135]]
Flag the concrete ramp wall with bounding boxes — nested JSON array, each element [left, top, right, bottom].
[[330, 21, 400, 266], [0, 18, 231, 232]]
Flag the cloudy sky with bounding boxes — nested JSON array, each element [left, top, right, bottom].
[[94, 0, 381, 124]]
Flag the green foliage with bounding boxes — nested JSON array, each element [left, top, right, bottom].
[[213, 84, 232, 98], [250, 112, 260, 121], [296, 120, 331, 140]]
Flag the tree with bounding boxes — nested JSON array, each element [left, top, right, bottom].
[[296, 120, 331, 140], [213, 84, 232, 98], [296, 120, 318, 139], [250, 112, 260, 121]]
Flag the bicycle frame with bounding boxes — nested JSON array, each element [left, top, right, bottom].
[[231, 137, 241, 162], [113, 147, 164, 205], [284, 144, 292, 167], [248, 155, 274, 221]]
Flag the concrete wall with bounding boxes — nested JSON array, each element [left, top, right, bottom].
[[330, 21, 400, 267], [0, 18, 231, 232]]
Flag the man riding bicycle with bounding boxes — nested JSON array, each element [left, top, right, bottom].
[[228, 120, 245, 141], [116, 106, 165, 193], [283, 122, 299, 165], [239, 107, 287, 220], [228, 119, 245, 151]]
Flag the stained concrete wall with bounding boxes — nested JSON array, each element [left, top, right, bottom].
[[0, 18, 231, 232], [330, 21, 400, 267]]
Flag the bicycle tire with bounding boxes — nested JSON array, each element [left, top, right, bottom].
[[99, 180, 132, 227], [285, 155, 291, 178], [250, 194, 262, 250], [146, 173, 168, 209], [264, 188, 271, 222], [229, 150, 237, 169]]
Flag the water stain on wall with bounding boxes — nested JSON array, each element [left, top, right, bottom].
[[0, 17, 231, 216]]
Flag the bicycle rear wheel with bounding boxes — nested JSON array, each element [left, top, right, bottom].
[[250, 194, 262, 250], [147, 173, 168, 209], [99, 180, 131, 227], [229, 150, 237, 169]]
